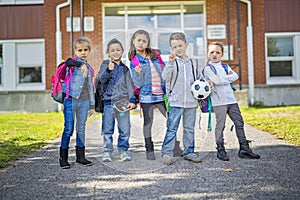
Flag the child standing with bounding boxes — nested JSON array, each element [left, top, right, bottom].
[[203, 42, 260, 161], [128, 30, 182, 160], [161, 32, 202, 165], [59, 37, 95, 169], [96, 39, 136, 162]]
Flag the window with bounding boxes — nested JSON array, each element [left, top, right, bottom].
[[0, 0, 43, 5], [16, 42, 43, 84], [265, 33, 300, 84], [103, 2, 206, 66], [0, 40, 45, 91]]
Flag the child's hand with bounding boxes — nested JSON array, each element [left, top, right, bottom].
[[88, 109, 94, 117], [169, 49, 176, 62], [208, 80, 214, 93], [134, 65, 142, 74], [228, 71, 233, 75], [81, 64, 88, 78], [128, 103, 136, 110], [108, 61, 114, 71]]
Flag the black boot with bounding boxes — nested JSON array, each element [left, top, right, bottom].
[[75, 146, 93, 166], [238, 140, 260, 159], [59, 147, 70, 169], [216, 143, 229, 161], [145, 137, 155, 160], [173, 140, 183, 157]]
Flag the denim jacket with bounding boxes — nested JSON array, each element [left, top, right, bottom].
[[96, 60, 136, 104], [130, 53, 166, 103], [63, 57, 95, 107]]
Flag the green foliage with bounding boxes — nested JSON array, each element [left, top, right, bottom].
[[241, 106, 300, 146], [0, 113, 64, 168]]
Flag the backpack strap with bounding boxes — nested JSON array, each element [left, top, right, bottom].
[[190, 59, 199, 81], [131, 55, 140, 67], [169, 59, 179, 94]]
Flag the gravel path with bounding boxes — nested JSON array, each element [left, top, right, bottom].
[[1, 111, 299, 200]]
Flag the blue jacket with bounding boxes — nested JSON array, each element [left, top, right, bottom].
[[130, 53, 165, 103], [63, 57, 95, 107], [97, 60, 135, 104]]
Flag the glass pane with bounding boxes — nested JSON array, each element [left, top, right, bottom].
[[184, 30, 205, 57], [184, 5, 204, 27], [19, 67, 42, 83], [128, 15, 154, 29], [157, 33, 171, 55], [157, 15, 180, 28], [104, 7, 125, 29], [270, 61, 292, 76], [267, 37, 293, 57]]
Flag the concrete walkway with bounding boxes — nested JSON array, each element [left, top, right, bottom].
[[1, 111, 300, 199]]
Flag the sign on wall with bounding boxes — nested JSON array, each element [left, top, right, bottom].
[[66, 17, 81, 32], [207, 25, 226, 39], [66, 17, 94, 32], [223, 45, 234, 61]]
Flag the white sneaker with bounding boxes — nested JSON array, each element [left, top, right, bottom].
[[162, 154, 176, 165], [102, 152, 112, 162]]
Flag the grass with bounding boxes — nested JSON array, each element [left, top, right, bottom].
[[0, 106, 299, 168], [241, 106, 300, 146], [0, 112, 64, 168]]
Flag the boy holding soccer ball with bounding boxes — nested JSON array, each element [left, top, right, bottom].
[[202, 42, 260, 161], [161, 32, 202, 165]]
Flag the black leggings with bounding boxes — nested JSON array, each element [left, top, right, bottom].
[[141, 101, 166, 139]]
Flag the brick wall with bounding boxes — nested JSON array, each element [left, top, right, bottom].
[[44, 0, 266, 89]]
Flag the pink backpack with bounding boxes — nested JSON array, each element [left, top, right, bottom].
[[51, 58, 76, 104]]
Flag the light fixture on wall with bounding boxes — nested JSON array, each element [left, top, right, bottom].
[[117, 8, 186, 15]]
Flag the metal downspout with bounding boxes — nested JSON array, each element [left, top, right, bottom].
[[56, 0, 70, 111], [240, 0, 255, 105]]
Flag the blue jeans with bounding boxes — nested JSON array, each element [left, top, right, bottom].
[[161, 107, 197, 156], [61, 98, 89, 148], [102, 104, 131, 154]]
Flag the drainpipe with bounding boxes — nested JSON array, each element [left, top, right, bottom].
[[240, 0, 255, 106], [56, 0, 70, 111], [56, 0, 70, 66]]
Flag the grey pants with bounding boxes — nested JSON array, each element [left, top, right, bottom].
[[213, 103, 247, 144]]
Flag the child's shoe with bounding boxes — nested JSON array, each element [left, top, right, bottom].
[[102, 152, 112, 162], [120, 151, 131, 161], [75, 146, 93, 166], [238, 140, 260, 159], [183, 153, 202, 163], [162, 154, 176, 165]]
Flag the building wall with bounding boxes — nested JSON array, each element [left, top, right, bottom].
[[0, 4, 44, 39], [265, 0, 300, 32]]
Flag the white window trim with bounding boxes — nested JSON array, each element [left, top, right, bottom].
[[265, 32, 300, 85], [0, 39, 45, 91], [0, 0, 43, 5], [102, 1, 206, 63]]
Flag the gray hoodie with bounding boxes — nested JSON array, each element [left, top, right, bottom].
[[162, 57, 200, 108]]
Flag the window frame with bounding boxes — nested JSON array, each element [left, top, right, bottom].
[[0, 39, 45, 91], [265, 32, 300, 85], [0, 0, 43, 5], [102, 1, 206, 65]]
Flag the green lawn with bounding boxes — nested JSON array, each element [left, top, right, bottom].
[[0, 112, 64, 168], [241, 106, 300, 146], [0, 106, 299, 168]]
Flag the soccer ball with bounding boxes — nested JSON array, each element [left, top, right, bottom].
[[191, 79, 211, 99]]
